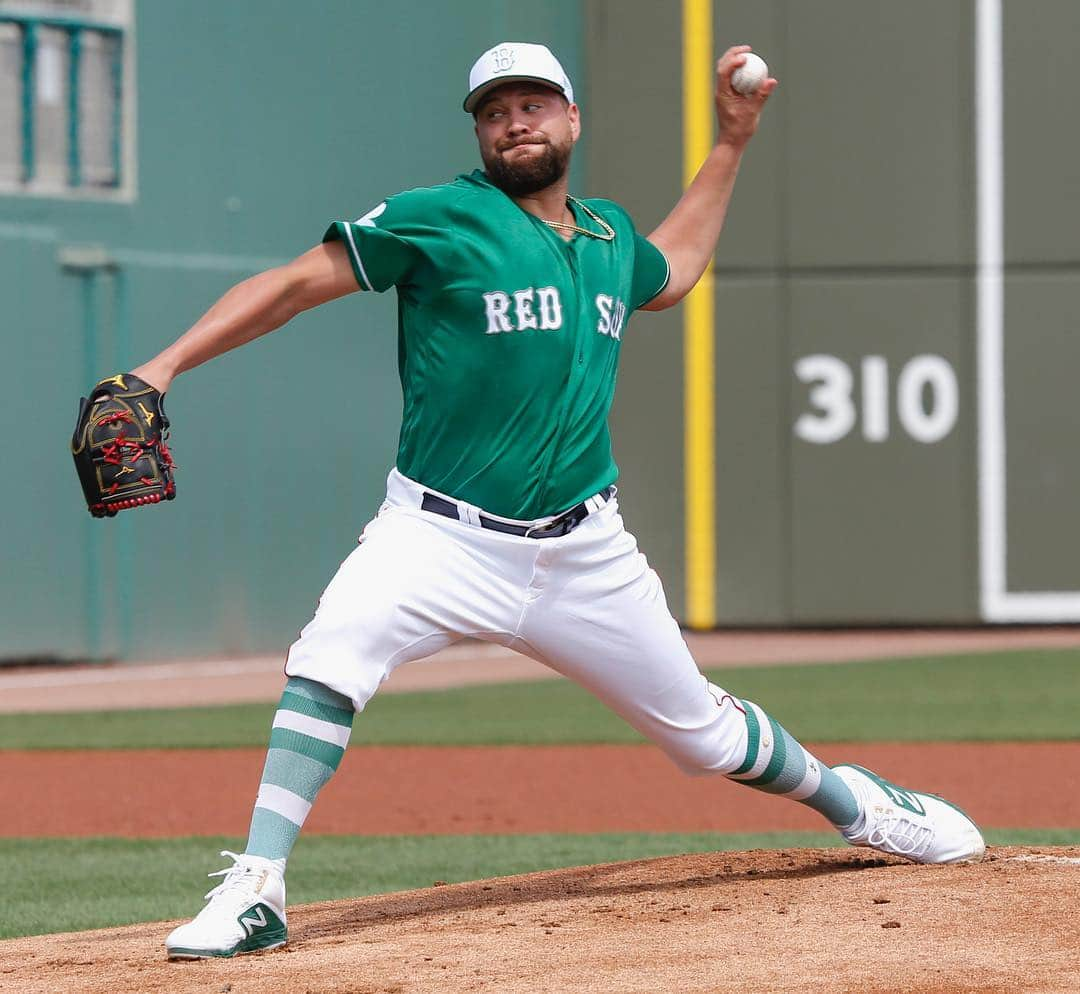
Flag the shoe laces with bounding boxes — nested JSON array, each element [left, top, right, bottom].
[[203, 850, 267, 902], [866, 807, 934, 857]]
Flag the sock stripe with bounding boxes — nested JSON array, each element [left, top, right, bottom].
[[742, 714, 788, 787], [278, 690, 354, 728], [771, 729, 808, 792], [268, 726, 346, 768], [246, 680, 356, 863], [262, 747, 336, 799], [721, 696, 859, 827], [284, 675, 354, 710], [247, 807, 302, 861], [255, 783, 312, 826], [785, 753, 824, 801], [272, 708, 352, 749], [729, 702, 776, 781], [749, 726, 810, 795], [730, 699, 762, 776]]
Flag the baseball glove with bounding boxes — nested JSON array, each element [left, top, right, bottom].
[[71, 373, 176, 517]]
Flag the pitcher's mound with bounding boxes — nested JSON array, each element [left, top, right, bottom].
[[4, 846, 1078, 993]]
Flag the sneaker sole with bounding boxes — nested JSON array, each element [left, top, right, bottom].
[[167, 933, 287, 960]]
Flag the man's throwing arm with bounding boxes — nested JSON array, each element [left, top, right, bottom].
[[642, 45, 777, 312]]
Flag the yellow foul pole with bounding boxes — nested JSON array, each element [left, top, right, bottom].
[[682, 0, 716, 628]]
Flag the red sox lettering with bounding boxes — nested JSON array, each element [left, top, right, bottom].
[[482, 287, 627, 339], [594, 293, 626, 340], [483, 287, 563, 333]]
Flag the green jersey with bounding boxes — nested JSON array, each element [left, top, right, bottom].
[[324, 169, 669, 519]]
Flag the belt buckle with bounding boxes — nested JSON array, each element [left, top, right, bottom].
[[523, 488, 610, 539], [524, 507, 578, 539], [524, 516, 562, 539], [525, 506, 581, 539]]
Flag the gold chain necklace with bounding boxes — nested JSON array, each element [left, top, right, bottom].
[[541, 196, 615, 241]]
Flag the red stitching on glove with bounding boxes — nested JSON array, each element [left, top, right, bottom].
[[157, 438, 176, 470], [102, 432, 150, 467], [101, 435, 126, 465], [97, 411, 133, 428]]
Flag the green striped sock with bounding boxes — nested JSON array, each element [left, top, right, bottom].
[[245, 677, 355, 861], [726, 698, 859, 827]]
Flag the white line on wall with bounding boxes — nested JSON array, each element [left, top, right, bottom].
[[976, 0, 1080, 620], [976, 0, 1008, 620]]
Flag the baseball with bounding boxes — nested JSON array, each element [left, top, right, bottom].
[[731, 52, 768, 95]]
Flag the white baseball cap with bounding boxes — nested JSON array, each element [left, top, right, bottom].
[[464, 42, 574, 114]]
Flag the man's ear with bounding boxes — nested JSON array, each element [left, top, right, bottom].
[[568, 103, 581, 142]]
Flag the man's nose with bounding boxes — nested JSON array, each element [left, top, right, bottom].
[[506, 117, 530, 135]]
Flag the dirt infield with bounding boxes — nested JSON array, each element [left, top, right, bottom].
[[3, 847, 1078, 993], [3, 741, 1076, 837]]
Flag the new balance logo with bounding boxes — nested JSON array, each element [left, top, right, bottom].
[[864, 769, 927, 816], [883, 784, 926, 817], [239, 906, 269, 936]]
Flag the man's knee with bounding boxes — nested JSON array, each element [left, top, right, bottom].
[[661, 731, 744, 776], [285, 638, 383, 714], [648, 686, 750, 775]]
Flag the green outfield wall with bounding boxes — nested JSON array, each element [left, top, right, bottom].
[[1, 0, 582, 659], [3, 0, 1077, 660], [593, 0, 1080, 626]]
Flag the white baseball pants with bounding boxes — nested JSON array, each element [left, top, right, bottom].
[[285, 469, 748, 775]]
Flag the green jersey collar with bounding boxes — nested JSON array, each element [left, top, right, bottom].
[[459, 169, 611, 240]]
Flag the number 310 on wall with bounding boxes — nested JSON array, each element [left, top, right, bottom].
[[794, 354, 959, 445]]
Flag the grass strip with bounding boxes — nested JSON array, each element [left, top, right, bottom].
[[1, 829, 1077, 940], [2, 649, 1079, 750]]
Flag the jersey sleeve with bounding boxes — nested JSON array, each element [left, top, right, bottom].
[[322, 197, 423, 293], [630, 233, 670, 310]]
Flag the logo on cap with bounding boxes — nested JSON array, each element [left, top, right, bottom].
[[491, 46, 516, 74]]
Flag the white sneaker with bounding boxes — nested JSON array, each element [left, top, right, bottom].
[[166, 851, 287, 959], [834, 764, 986, 864]]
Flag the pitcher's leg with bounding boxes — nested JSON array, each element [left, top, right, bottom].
[[246, 676, 355, 860], [518, 546, 858, 826], [284, 509, 473, 709], [522, 508, 983, 862], [168, 507, 527, 959], [167, 673, 350, 960]]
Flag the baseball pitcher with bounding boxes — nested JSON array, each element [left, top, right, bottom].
[[75, 42, 984, 960]]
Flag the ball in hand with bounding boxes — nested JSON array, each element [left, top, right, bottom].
[[731, 52, 768, 95]]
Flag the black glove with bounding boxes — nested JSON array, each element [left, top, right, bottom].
[[71, 373, 176, 517]]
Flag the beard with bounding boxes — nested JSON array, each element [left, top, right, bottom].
[[482, 137, 572, 196]]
